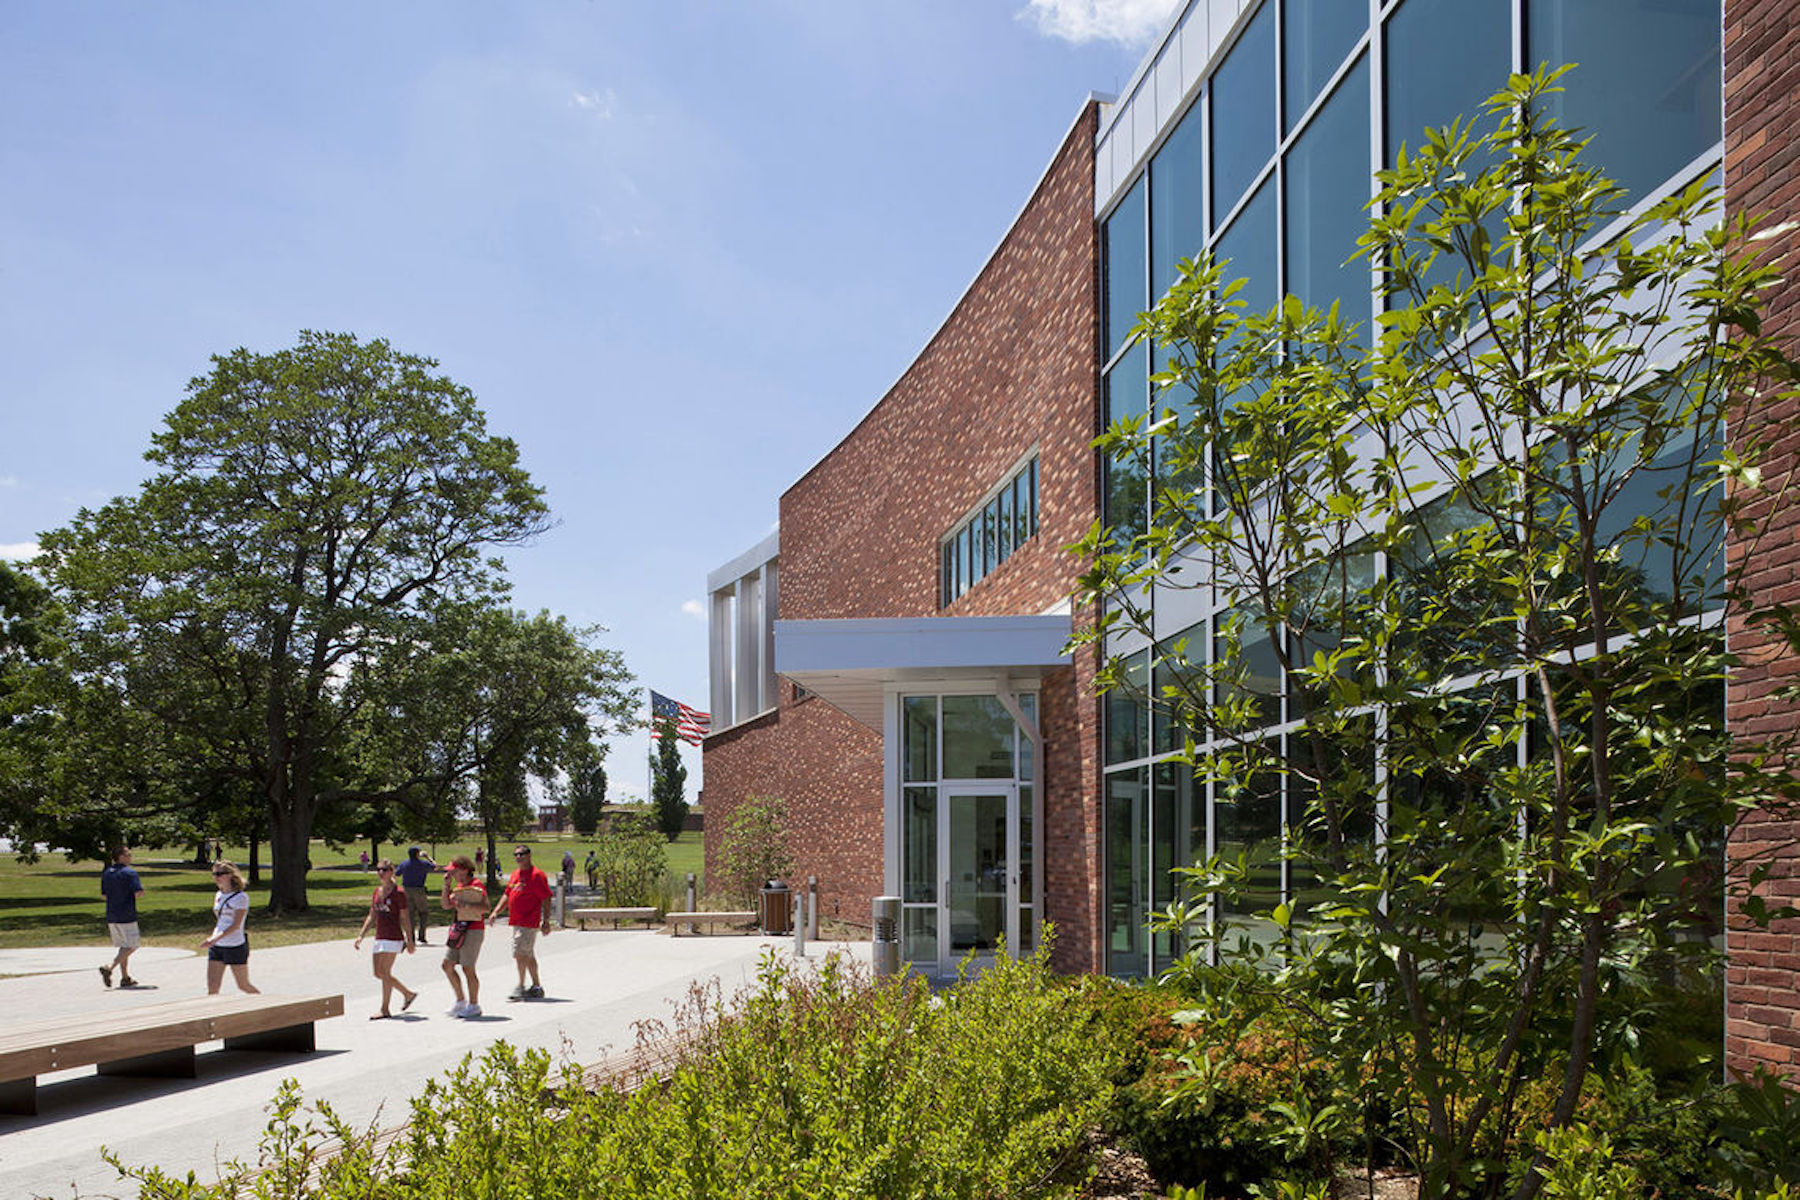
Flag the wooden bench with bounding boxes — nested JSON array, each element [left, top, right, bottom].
[[663, 910, 758, 936], [569, 906, 659, 930], [0, 993, 345, 1116]]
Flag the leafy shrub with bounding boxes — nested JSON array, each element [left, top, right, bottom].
[[1713, 1067, 1800, 1193], [108, 943, 1128, 1199], [1105, 983, 1351, 1194]]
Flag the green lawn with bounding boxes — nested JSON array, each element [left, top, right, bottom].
[[0, 829, 705, 950]]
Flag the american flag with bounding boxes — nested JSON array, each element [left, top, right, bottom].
[[650, 690, 710, 746]]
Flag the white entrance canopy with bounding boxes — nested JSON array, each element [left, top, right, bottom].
[[773, 614, 1072, 730]]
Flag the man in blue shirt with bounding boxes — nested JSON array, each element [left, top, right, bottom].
[[99, 846, 145, 988], [395, 846, 436, 944]]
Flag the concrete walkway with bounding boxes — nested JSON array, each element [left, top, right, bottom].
[[0, 928, 864, 1199]]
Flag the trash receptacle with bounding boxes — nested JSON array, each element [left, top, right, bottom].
[[759, 879, 793, 935]]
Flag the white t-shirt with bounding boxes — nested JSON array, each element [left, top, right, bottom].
[[212, 889, 249, 946]]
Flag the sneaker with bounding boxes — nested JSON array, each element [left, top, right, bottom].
[[525, 985, 544, 999], [119, 977, 138, 988], [460, 1003, 481, 1019], [508, 985, 526, 1001], [447, 1001, 469, 1017], [98, 966, 112, 988]]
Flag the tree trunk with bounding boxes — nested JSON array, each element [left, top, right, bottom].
[[485, 826, 500, 893], [266, 804, 314, 914], [248, 829, 261, 887]]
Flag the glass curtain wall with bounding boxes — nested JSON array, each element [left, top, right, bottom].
[[1097, 0, 1725, 977]]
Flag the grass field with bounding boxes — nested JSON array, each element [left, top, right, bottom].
[[0, 830, 705, 950]]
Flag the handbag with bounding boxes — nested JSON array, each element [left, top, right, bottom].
[[447, 920, 469, 949]]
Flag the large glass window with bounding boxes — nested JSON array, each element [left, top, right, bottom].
[[1282, 0, 1366, 132], [903, 695, 937, 782], [1214, 177, 1278, 322], [941, 695, 1016, 779], [1151, 105, 1207, 302], [1215, 759, 1283, 926], [1105, 176, 1148, 357], [1106, 649, 1150, 765], [1104, 339, 1150, 544], [1384, 0, 1511, 168], [1285, 55, 1371, 336], [1211, 0, 1277, 226], [1154, 621, 1206, 755], [903, 786, 936, 904], [1106, 768, 1149, 977], [1528, 0, 1721, 204]]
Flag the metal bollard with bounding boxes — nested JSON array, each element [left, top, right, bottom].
[[807, 875, 820, 941], [872, 895, 901, 977], [793, 891, 807, 956], [685, 872, 696, 914]]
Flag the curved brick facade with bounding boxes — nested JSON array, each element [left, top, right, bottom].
[[701, 102, 1107, 969]]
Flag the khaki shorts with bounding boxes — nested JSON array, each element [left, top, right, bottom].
[[108, 922, 141, 950], [443, 926, 484, 967], [510, 925, 539, 958]]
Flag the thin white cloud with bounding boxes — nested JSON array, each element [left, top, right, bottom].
[[1019, 0, 1179, 45], [0, 542, 41, 562], [0, 476, 18, 488], [570, 87, 617, 119], [680, 599, 705, 620]]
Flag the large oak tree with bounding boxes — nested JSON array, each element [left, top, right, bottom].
[[37, 331, 556, 912]]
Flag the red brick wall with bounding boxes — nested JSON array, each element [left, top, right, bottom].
[[701, 102, 1105, 966], [1724, 0, 1800, 1076], [700, 679, 884, 923]]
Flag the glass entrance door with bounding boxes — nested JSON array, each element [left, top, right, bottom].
[[940, 787, 1013, 975]]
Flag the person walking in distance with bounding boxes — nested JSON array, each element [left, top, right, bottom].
[[201, 861, 259, 994], [353, 860, 419, 1019], [99, 846, 145, 988], [439, 855, 487, 1018], [489, 845, 552, 1000], [395, 846, 436, 945]]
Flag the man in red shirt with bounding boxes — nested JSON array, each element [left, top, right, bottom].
[[489, 844, 554, 1000]]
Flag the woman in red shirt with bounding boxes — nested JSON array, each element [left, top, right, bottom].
[[353, 860, 418, 1018]]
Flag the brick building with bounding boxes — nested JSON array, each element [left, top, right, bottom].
[[703, 0, 1800, 1072]]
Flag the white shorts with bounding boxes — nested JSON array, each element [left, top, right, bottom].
[[108, 922, 141, 950], [372, 938, 406, 955]]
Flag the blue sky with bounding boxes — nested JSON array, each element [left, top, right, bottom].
[[0, 1, 1168, 800]]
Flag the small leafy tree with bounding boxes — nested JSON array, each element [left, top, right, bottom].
[[568, 759, 607, 837], [714, 794, 795, 905], [592, 810, 667, 907], [649, 719, 689, 841], [1075, 68, 1800, 1199]]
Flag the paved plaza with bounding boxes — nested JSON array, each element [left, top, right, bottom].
[[0, 926, 858, 1199]]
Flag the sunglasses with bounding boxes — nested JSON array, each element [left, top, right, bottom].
[[377, 866, 394, 873]]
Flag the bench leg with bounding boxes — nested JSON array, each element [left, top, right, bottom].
[[98, 1044, 197, 1079], [0, 1077, 37, 1117], [225, 1022, 316, 1054]]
